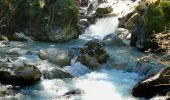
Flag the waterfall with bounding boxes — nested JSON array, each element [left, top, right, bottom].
[[80, 17, 119, 40]]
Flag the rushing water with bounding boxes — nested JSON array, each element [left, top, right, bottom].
[[0, 1, 165, 100], [0, 16, 152, 100]]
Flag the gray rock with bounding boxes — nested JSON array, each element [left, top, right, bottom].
[[115, 28, 131, 39], [96, 3, 113, 14], [77, 39, 109, 70], [0, 64, 41, 86], [103, 33, 124, 46], [38, 48, 73, 67], [43, 67, 73, 79], [132, 67, 170, 98]]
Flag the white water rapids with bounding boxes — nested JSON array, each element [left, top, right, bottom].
[[0, 0, 166, 100]]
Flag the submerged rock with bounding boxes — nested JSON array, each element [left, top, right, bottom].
[[132, 67, 170, 98], [0, 64, 41, 86], [38, 48, 73, 67], [103, 33, 124, 46], [62, 89, 85, 98], [77, 39, 109, 69]]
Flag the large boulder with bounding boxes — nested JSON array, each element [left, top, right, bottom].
[[77, 39, 109, 69], [132, 67, 170, 98], [38, 48, 73, 67], [96, 3, 113, 14], [103, 33, 124, 46], [0, 64, 41, 86]]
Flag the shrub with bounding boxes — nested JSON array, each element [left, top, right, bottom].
[[144, 6, 166, 33], [161, 0, 170, 25]]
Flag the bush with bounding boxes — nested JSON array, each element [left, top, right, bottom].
[[161, 0, 170, 25], [52, 0, 79, 27], [144, 7, 166, 33]]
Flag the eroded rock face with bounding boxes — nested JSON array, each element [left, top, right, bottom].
[[0, 64, 41, 86], [77, 39, 109, 69], [132, 67, 170, 98], [38, 48, 73, 67]]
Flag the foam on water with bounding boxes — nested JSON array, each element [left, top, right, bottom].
[[80, 17, 119, 40], [9, 68, 143, 100]]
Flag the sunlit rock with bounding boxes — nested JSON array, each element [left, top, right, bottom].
[[96, 3, 113, 14], [115, 28, 131, 39], [38, 48, 73, 67], [38, 50, 48, 60], [124, 13, 141, 29]]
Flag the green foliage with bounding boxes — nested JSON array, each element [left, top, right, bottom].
[[144, 7, 166, 33], [144, 0, 170, 33], [53, 0, 79, 27], [161, 0, 170, 23]]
